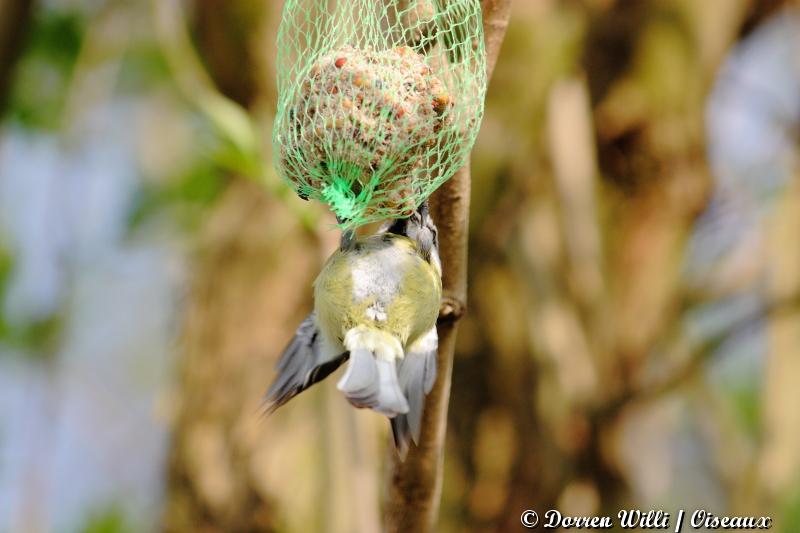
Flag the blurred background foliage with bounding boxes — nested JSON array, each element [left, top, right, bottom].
[[1, 0, 800, 532]]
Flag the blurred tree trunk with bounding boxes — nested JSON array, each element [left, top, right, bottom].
[[192, 0, 263, 107], [441, 1, 768, 531], [160, 0, 791, 532], [163, 181, 322, 533], [758, 175, 800, 514], [161, 2, 308, 531]]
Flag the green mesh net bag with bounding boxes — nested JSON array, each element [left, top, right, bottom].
[[273, 0, 486, 227]]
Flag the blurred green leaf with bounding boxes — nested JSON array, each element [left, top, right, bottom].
[[199, 93, 263, 177], [726, 381, 761, 437], [0, 241, 63, 357], [0, 310, 64, 357], [0, 242, 12, 302], [80, 505, 132, 533], [0, 244, 17, 347], [780, 486, 800, 532], [127, 160, 228, 230], [5, 9, 85, 130], [118, 44, 171, 92], [25, 9, 83, 63]]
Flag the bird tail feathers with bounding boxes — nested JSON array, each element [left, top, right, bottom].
[[391, 327, 438, 458], [337, 348, 409, 416]]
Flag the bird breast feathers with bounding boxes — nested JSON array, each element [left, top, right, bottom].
[[314, 235, 440, 346]]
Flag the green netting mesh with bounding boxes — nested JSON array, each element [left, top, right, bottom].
[[273, 0, 486, 227]]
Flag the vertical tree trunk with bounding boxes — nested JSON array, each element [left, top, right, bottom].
[[162, 182, 321, 533], [759, 176, 800, 510], [160, 2, 300, 530], [429, 1, 767, 530]]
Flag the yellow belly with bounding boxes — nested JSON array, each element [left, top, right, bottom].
[[314, 234, 441, 349]]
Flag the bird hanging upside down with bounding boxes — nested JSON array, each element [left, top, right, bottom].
[[264, 203, 441, 455]]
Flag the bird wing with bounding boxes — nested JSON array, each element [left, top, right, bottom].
[[390, 326, 438, 456], [263, 312, 348, 413]]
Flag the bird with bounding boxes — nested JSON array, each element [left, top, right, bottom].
[[264, 202, 442, 455]]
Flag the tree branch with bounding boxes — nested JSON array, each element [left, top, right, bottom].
[[384, 2, 511, 531]]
